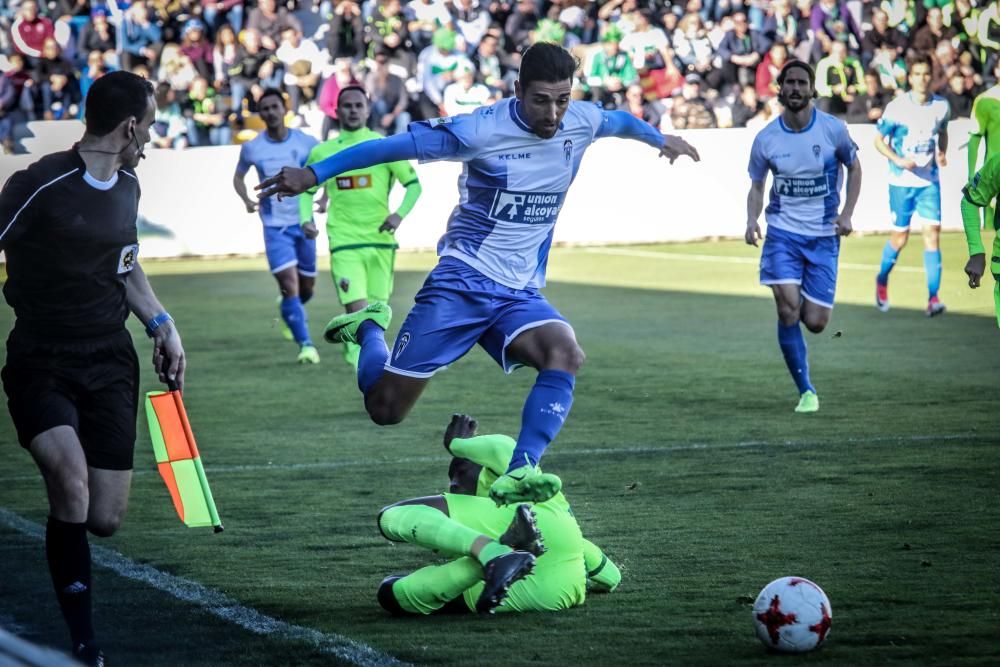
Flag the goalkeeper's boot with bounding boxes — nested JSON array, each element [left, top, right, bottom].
[[875, 280, 890, 312], [489, 462, 562, 506], [297, 344, 321, 364], [926, 296, 946, 317], [794, 390, 819, 414], [324, 302, 392, 345], [499, 504, 546, 557], [276, 296, 294, 341], [475, 551, 536, 614], [72, 642, 105, 667], [376, 575, 412, 616]]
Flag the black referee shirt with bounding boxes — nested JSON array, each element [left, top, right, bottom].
[[0, 148, 140, 341]]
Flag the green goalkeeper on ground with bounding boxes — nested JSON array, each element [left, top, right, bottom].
[[967, 60, 1000, 232], [299, 86, 422, 368], [962, 152, 1000, 328], [376, 414, 621, 615]]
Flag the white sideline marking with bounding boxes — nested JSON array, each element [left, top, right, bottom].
[[0, 433, 977, 483], [0, 509, 408, 667], [581, 247, 925, 273]]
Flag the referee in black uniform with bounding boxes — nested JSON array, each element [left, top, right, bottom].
[[0, 71, 186, 666]]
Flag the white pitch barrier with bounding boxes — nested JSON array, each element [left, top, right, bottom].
[[0, 119, 979, 260]]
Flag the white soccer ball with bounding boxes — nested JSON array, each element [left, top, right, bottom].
[[752, 576, 832, 653]]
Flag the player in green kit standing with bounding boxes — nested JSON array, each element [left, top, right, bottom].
[[299, 86, 422, 368], [962, 153, 1000, 327], [968, 60, 1000, 233]]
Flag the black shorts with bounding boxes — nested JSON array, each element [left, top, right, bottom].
[[2, 329, 139, 470]]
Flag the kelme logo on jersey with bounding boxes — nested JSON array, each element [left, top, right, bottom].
[[563, 139, 573, 166], [774, 176, 829, 198], [488, 189, 564, 225]]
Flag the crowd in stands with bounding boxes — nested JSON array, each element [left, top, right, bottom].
[[1, 0, 997, 153]]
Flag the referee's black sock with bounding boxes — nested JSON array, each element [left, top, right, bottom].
[[46, 517, 95, 646]]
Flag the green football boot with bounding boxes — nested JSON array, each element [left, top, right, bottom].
[[324, 302, 392, 345], [297, 344, 320, 364], [489, 463, 562, 506], [794, 390, 819, 413]]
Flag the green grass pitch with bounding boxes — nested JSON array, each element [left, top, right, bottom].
[[1, 233, 998, 665]]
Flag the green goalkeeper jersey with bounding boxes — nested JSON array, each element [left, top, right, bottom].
[[968, 85, 1000, 177], [300, 128, 420, 251], [962, 153, 1000, 253]]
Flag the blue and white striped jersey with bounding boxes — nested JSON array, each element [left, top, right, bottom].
[[876, 93, 950, 188], [409, 98, 658, 289], [237, 128, 318, 228], [748, 109, 858, 238]]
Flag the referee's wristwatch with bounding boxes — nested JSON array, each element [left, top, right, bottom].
[[145, 312, 174, 338]]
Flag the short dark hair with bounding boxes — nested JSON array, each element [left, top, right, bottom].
[[258, 87, 286, 107], [777, 59, 815, 88], [84, 71, 154, 137], [518, 42, 577, 91], [906, 53, 933, 73], [337, 84, 368, 106]]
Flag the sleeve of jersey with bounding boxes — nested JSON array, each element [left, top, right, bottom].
[[835, 122, 859, 166], [961, 158, 1000, 255], [747, 134, 769, 182], [235, 143, 251, 176], [594, 110, 663, 150], [309, 133, 421, 185], [448, 434, 516, 478], [583, 539, 621, 593], [0, 169, 39, 251], [408, 117, 477, 163]]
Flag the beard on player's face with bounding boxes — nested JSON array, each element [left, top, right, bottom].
[[779, 90, 810, 112]]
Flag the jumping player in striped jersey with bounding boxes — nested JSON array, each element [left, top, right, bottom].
[[256, 42, 700, 506], [744, 60, 862, 414]]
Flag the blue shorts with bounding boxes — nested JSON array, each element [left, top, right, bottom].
[[263, 224, 317, 276], [889, 183, 941, 228], [386, 257, 571, 378], [760, 226, 840, 309]]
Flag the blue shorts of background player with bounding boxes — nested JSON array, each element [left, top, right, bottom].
[[386, 257, 571, 378], [888, 183, 942, 229], [876, 183, 946, 316], [263, 224, 317, 276], [759, 226, 841, 309]]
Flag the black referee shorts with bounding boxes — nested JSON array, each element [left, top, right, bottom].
[[2, 329, 140, 470]]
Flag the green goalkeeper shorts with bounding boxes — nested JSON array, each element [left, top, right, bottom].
[[330, 245, 396, 306], [444, 493, 587, 613]]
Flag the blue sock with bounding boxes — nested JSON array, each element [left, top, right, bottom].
[[777, 322, 814, 395], [508, 370, 575, 473], [280, 296, 311, 346], [924, 249, 942, 298], [877, 241, 900, 284], [356, 320, 388, 395]]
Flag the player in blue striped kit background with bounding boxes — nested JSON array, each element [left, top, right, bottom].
[[744, 60, 863, 414], [256, 42, 700, 506]]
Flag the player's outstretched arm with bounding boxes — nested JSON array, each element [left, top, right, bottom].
[[126, 262, 186, 389], [256, 133, 421, 200], [597, 110, 700, 164], [960, 156, 1000, 287]]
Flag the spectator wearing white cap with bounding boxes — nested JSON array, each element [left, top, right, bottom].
[[442, 60, 492, 115]]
